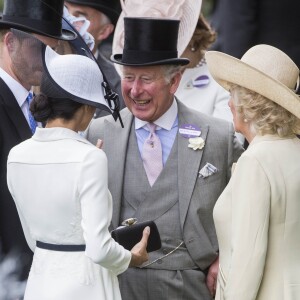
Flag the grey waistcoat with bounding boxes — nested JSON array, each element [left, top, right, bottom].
[[120, 124, 197, 270]]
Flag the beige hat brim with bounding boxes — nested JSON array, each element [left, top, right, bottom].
[[206, 51, 300, 119]]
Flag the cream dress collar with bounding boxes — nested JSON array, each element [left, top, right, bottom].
[[32, 127, 92, 145]]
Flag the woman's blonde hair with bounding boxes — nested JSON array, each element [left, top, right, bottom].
[[230, 84, 300, 137]]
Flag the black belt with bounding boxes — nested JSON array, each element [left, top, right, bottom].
[[36, 241, 86, 252]]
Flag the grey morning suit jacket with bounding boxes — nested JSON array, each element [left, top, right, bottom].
[[86, 100, 243, 272]]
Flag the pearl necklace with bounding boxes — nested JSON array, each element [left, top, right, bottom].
[[195, 58, 206, 68]]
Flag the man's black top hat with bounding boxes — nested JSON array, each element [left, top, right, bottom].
[[65, 0, 121, 25], [111, 17, 190, 66], [0, 0, 76, 41]]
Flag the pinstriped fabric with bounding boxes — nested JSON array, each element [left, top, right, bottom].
[[142, 123, 163, 186]]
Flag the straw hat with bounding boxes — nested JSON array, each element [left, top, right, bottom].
[[42, 46, 112, 114], [112, 0, 202, 69], [205, 44, 300, 119]]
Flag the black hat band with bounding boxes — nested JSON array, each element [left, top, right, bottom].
[[122, 49, 178, 64]]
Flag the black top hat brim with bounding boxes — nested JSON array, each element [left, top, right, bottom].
[[111, 54, 189, 67], [0, 18, 76, 41]]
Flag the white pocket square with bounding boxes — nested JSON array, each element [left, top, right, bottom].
[[199, 163, 218, 178]]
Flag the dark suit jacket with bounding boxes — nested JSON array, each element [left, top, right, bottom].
[[94, 48, 126, 118], [0, 78, 33, 279], [211, 0, 300, 71]]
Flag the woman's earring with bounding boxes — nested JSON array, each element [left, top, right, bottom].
[[243, 118, 248, 123], [190, 45, 196, 52]]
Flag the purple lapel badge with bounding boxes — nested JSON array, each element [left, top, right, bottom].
[[179, 124, 201, 138]]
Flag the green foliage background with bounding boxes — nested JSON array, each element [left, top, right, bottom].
[[202, 0, 215, 17], [0, 0, 3, 12]]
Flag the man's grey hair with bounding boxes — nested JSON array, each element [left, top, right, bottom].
[[119, 64, 184, 84], [161, 64, 185, 84], [99, 11, 112, 26]]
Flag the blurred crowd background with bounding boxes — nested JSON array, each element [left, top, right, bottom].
[[0, 0, 217, 19]]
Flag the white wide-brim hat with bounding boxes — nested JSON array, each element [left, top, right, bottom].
[[205, 44, 300, 119], [112, 0, 202, 73], [42, 46, 112, 113]]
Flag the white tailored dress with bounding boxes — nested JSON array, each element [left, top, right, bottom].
[[7, 127, 131, 300]]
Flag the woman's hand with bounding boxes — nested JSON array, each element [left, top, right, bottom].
[[129, 226, 150, 267], [96, 139, 103, 149]]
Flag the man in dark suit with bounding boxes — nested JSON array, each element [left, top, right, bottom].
[[0, 0, 76, 280], [65, 0, 125, 116], [210, 0, 300, 76]]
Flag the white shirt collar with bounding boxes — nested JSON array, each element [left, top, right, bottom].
[[94, 49, 99, 59], [135, 99, 178, 131], [0, 67, 30, 107]]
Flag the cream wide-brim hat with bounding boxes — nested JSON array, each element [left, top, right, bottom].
[[205, 44, 300, 119], [112, 0, 202, 74]]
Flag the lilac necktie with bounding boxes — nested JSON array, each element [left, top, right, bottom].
[[26, 92, 37, 134], [142, 123, 163, 186]]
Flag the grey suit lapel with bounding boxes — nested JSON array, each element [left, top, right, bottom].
[[177, 101, 209, 229], [103, 109, 133, 228]]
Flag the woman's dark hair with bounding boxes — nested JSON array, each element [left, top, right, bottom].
[[189, 14, 217, 53], [30, 93, 84, 123]]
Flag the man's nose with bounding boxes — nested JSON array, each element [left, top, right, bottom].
[[131, 79, 143, 97]]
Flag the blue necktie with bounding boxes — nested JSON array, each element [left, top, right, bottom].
[[26, 92, 37, 134]]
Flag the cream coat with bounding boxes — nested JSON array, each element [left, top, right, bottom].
[[7, 127, 131, 300], [213, 135, 300, 300]]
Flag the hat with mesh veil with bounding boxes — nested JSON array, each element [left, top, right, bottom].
[[205, 44, 300, 119], [41, 46, 113, 114]]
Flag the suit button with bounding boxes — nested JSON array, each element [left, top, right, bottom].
[[162, 249, 168, 255], [157, 259, 162, 264]]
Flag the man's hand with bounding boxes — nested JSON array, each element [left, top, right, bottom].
[[206, 256, 219, 296]]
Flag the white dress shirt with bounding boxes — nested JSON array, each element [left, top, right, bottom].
[[0, 67, 32, 125]]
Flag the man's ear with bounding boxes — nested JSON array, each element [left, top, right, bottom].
[[96, 23, 114, 43], [4, 31, 16, 52], [169, 71, 182, 94]]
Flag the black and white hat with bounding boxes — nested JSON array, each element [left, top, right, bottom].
[[42, 46, 112, 113]]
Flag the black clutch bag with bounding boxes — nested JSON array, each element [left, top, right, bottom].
[[111, 220, 162, 252]]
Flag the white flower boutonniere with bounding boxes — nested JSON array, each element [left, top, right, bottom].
[[188, 137, 205, 150]]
